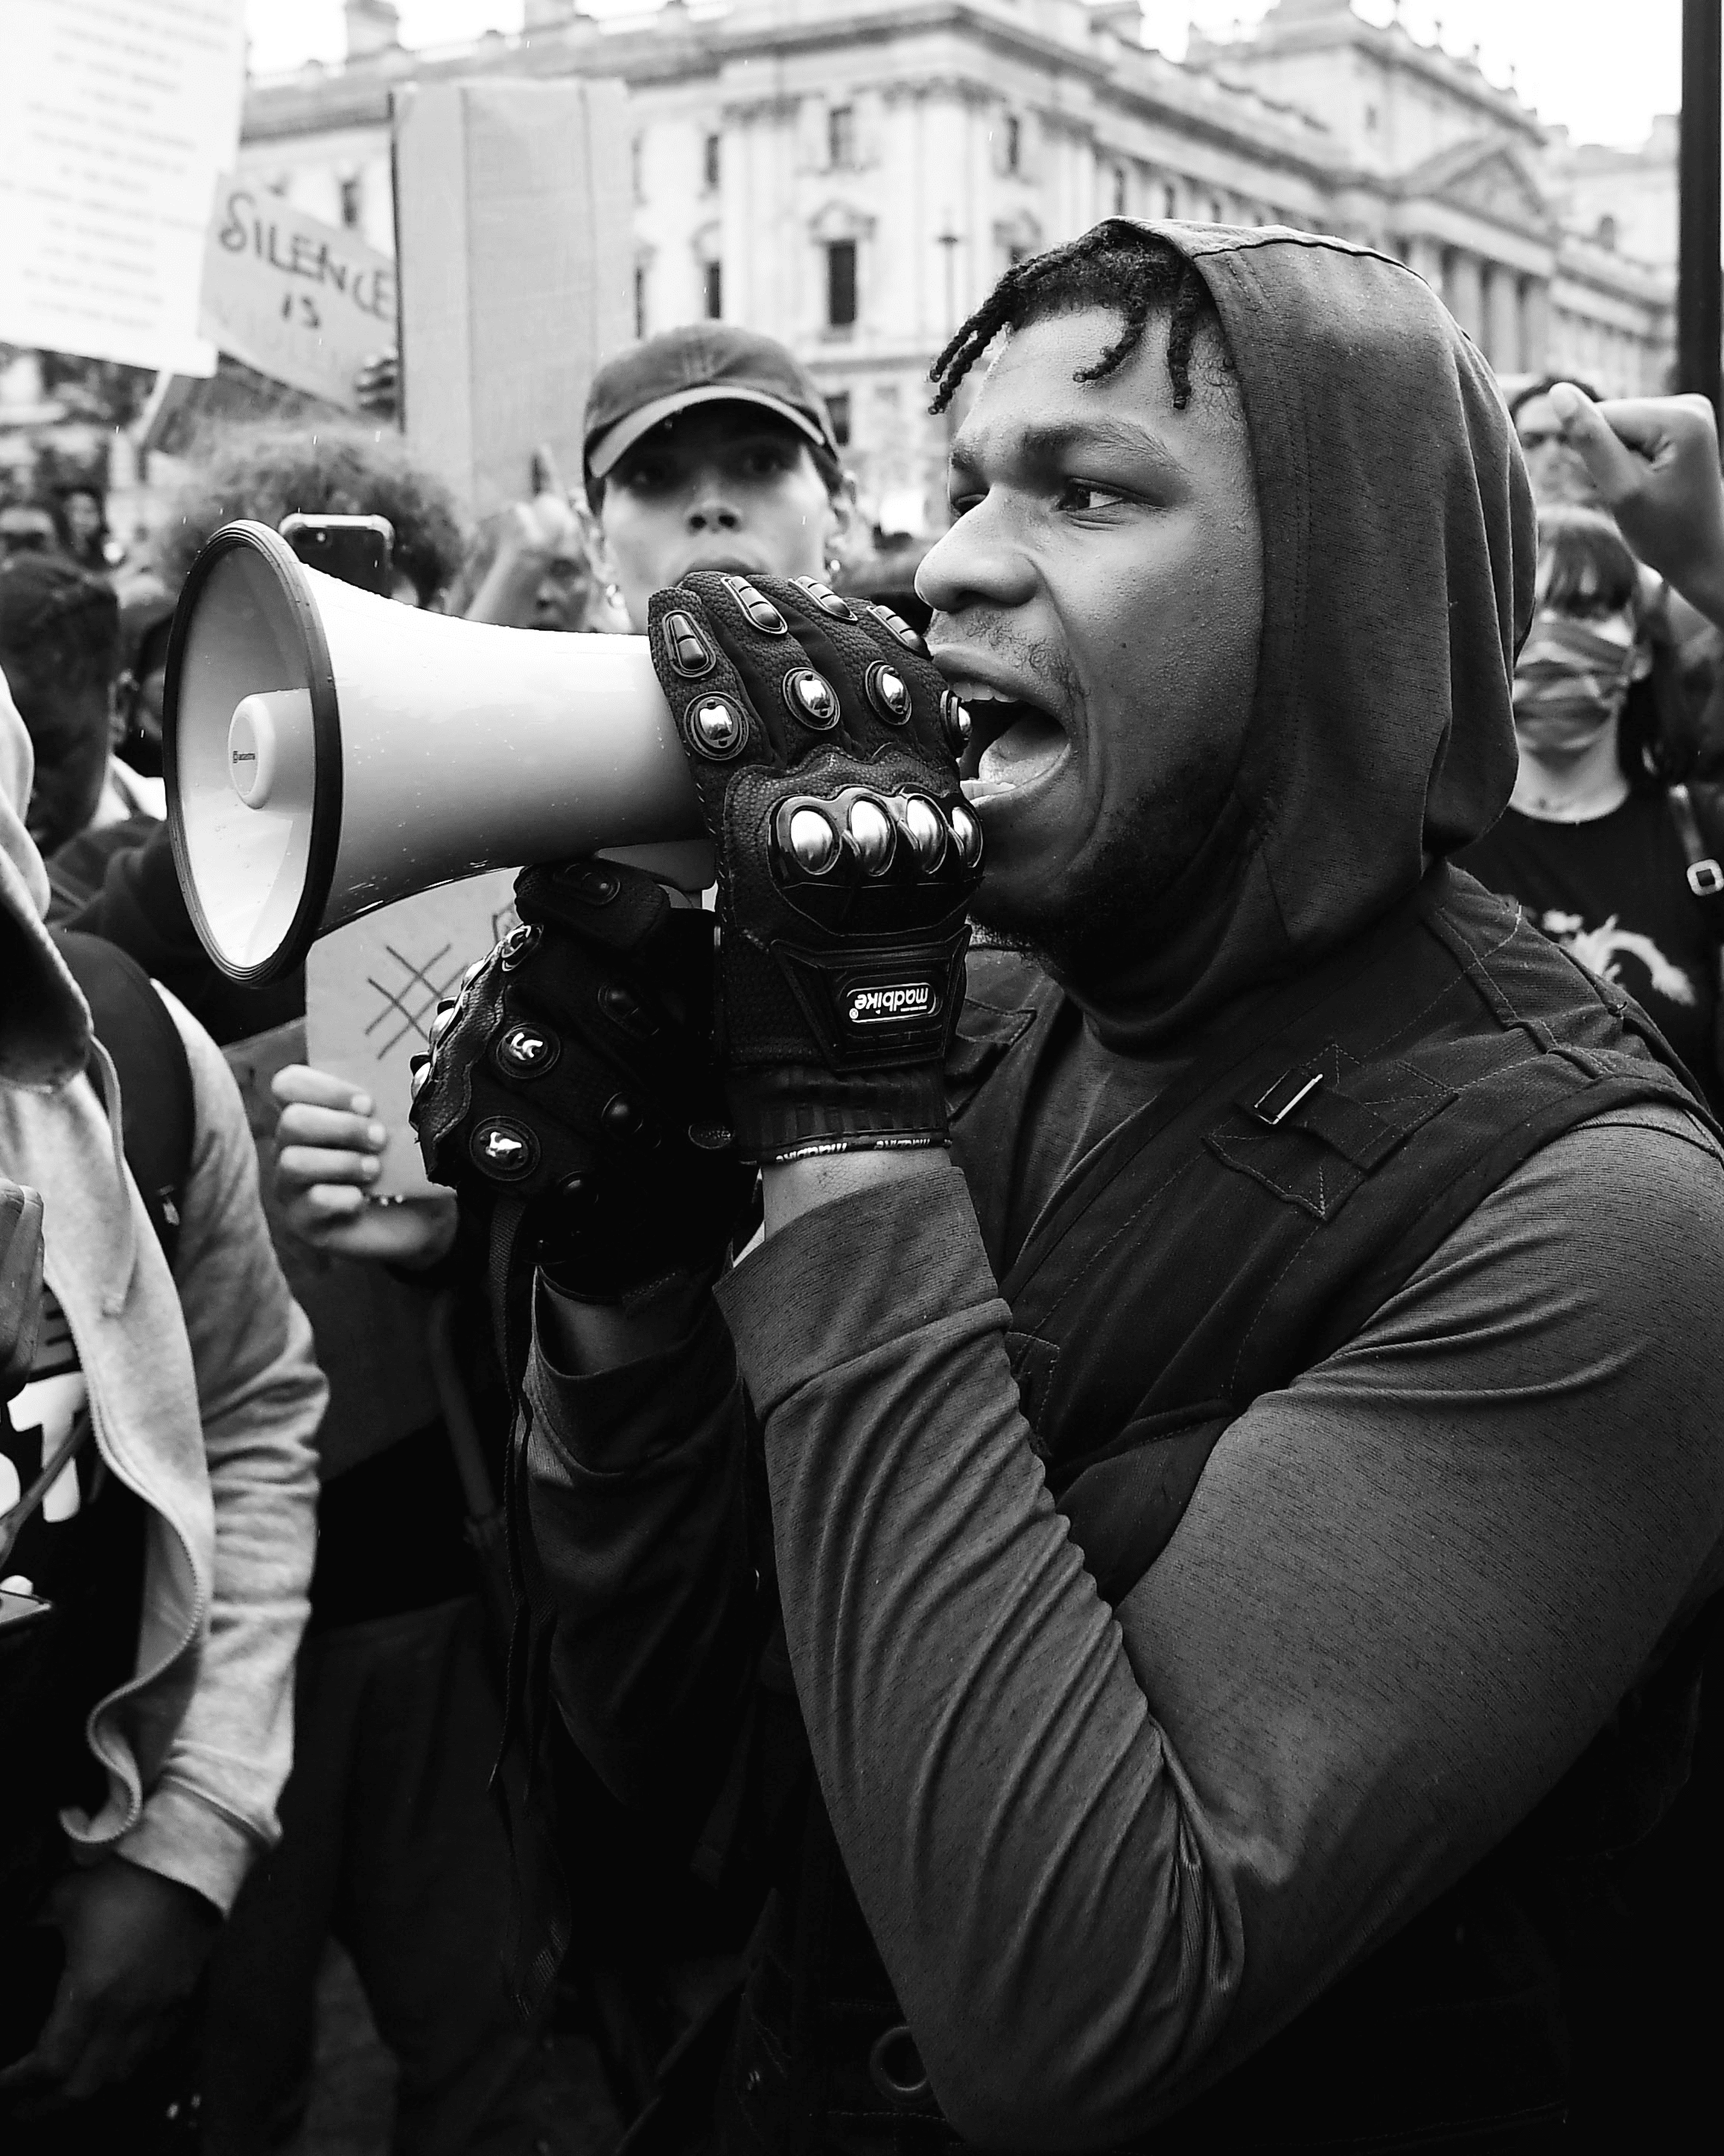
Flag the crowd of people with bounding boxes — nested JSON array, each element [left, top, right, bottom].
[[2, 216, 1724, 2156]]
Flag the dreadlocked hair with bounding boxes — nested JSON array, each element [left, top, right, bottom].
[[929, 225, 1226, 416]]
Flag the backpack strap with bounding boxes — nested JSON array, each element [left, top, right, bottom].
[[1667, 784, 1724, 935], [52, 930, 196, 1268]]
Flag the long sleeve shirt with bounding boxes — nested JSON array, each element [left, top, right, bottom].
[[523, 1101, 1724, 2146]]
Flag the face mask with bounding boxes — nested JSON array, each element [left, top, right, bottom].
[[1512, 612, 1637, 756]]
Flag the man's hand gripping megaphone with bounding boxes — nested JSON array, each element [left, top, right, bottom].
[[409, 572, 981, 1298]]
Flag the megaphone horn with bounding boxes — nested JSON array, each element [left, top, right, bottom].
[[163, 519, 707, 984]]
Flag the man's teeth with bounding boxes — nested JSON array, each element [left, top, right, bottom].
[[946, 680, 1024, 706]]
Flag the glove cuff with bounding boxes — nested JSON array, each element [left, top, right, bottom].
[[727, 1065, 949, 1165]]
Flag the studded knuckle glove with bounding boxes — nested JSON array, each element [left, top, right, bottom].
[[647, 572, 981, 1164], [408, 857, 754, 1298]]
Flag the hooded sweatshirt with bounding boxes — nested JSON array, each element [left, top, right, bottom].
[[0, 677, 323, 1912], [517, 228, 1724, 2142]]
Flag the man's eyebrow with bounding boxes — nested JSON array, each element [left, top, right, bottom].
[[949, 416, 1182, 472]]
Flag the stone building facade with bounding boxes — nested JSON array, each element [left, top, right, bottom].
[[241, 0, 1679, 536]]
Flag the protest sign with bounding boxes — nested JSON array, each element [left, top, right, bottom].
[[394, 77, 634, 515], [305, 871, 520, 1200], [0, 0, 244, 374], [199, 178, 397, 409]]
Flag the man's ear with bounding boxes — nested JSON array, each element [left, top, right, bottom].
[[824, 471, 863, 566], [584, 502, 623, 591]]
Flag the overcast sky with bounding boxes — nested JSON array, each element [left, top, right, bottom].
[[246, 0, 1682, 151]]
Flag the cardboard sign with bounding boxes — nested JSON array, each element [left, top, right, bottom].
[[393, 77, 634, 514], [199, 177, 396, 409], [0, 0, 244, 374], [304, 872, 520, 1200]]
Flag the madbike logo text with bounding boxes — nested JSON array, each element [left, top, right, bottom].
[[845, 982, 939, 1025]]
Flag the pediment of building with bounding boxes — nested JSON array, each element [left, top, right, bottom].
[[1395, 133, 1555, 237], [809, 197, 876, 243]]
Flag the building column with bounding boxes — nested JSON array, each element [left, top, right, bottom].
[[1446, 250, 1484, 343], [1484, 264, 1522, 372], [1519, 278, 1551, 374], [1403, 234, 1442, 291]]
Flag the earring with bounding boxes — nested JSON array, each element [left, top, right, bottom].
[[604, 581, 623, 607], [826, 556, 842, 579]]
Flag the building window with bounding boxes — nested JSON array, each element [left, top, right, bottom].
[[1364, 102, 1379, 133], [1208, 194, 1223, 223], [631, 134, 645, 205], [1163, 180, 1178, 218], [826, 239, 857, 329], [704, 132, 721, 190], [705, 260, 723, 320], [1596, 213, 1618, 249], [826, 390, 851, 447], [1112, 165, 1127, 215], [634, 263, 647, 339], [1005, 114, 1022, 175], [339, 174, 362, 230], [829, 105, 856, 170]]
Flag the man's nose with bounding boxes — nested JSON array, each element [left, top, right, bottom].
[[686, 493, 743, 533], [916, 500, 1036, 616]]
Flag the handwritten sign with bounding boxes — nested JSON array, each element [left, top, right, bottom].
[[305, 871, 520, 1200], [199, 177, 396, 409], [0, 0, 245, 374]]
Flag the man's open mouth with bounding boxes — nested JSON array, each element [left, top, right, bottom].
[[940, 675, 1072, 801]]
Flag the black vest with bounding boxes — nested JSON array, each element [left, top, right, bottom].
[[715, 868, 1718, 2156]]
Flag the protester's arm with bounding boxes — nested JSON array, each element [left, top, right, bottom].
[[1548, 382, 1724, 629], [721, 1112, 1724, 2147], [520, 1266, 763, 1838], [116, 991, 324, 1907]]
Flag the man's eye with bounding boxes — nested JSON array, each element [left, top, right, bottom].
[[1058, 479, 1128, 514]]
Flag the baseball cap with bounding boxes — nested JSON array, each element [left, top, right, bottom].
[[584, 325, 840, 483]]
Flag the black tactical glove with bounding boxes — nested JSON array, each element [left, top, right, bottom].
[[647, 573, 981, 1163], [409, 858, 755, 1298]]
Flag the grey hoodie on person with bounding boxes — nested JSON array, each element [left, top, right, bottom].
[[0, 673, 323, 1912]]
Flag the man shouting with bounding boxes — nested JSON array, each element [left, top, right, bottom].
[[413, 223, 1724, 2150]]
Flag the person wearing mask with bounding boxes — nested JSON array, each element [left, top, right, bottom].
[[1517, 376, 1724, 767], [0, 675, 323, 2151], [408, 221, 1724, 2151], [1457, 503, 1724, 1110]]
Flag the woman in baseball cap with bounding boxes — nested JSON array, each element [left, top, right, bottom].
[[582, 325, 857, 629]]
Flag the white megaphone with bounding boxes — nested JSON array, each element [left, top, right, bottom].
[[164, 520, 708, 982]]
